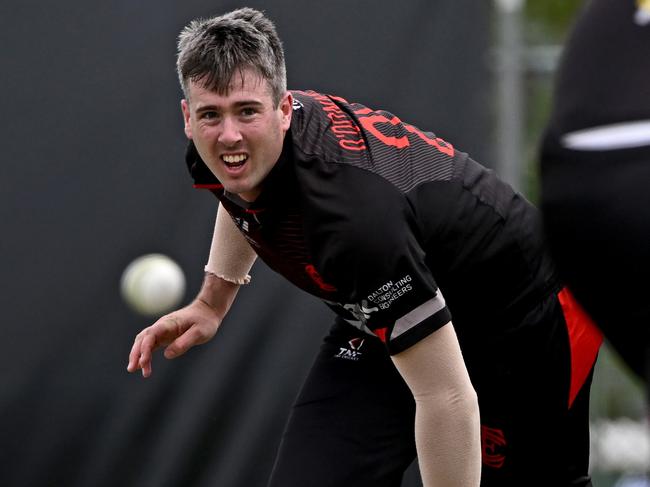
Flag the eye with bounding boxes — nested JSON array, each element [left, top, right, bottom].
[[200, 111, 219, 120], [240, 107, 257, 117]]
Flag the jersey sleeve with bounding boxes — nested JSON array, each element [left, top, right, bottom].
[[296, 160, 451, 354]]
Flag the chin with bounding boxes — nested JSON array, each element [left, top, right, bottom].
[[223, 183, 249, 196]]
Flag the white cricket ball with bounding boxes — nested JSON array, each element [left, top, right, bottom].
[[120, 253, 186, 316]]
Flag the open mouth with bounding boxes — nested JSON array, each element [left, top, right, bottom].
[[222, 154, 248, 168]]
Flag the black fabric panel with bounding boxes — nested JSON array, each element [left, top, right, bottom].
[[0, 1, 489, 486]]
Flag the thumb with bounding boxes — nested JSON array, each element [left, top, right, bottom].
[[164, 340, 185, 359], [163, 325, 209, 359]]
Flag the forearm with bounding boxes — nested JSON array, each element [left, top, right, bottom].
[[195, 271, 241, 320], [413, 383, 481, 486], [392, 323, 481, 487]]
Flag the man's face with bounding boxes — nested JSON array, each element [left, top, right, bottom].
[[181, 69, 292, 201]]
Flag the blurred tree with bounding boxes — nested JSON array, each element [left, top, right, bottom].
[[525, 0, 584, 42]]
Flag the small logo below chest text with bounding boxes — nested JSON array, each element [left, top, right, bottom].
[[335, 337, 365, 361]]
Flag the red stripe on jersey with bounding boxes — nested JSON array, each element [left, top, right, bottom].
[[374, 327, 388, 343], [558, 287, 603, 409], [304, 264, 337, 292], [194, 184, 224, 189]]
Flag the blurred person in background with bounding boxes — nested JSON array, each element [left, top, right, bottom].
[[540, 0, 650, 383], [128, 7, 601, 486]]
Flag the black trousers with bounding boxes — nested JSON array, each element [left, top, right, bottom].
[[268, 291, 596, 487]]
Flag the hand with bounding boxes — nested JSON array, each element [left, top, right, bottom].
[[127, 299, 221, 378]]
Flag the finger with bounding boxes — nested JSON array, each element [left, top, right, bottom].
[[127, 334, 145, 372], [137, 332, 158, 377], [141, 359, 152, 378]]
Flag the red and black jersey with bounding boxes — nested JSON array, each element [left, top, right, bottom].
[[186, 90, 559, 354]]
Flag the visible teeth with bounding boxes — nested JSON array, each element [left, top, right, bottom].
[[222, 154, 247, 164]]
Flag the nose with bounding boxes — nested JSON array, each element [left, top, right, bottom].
[[218, 116, 243, 146]]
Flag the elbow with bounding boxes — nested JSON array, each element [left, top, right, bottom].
[[450, 382, 480, 426], [451, 382, 479, 416], [414, 381, 480, 429]]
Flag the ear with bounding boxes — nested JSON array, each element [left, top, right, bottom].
[[181, 99, 192, 139], [279, 92, 293, 131]]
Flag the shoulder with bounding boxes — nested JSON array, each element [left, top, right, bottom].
[[294, 161, 416, 267], [288, 90, 370, 159]]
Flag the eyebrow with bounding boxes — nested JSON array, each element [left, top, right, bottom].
[[196, 100, 265, 112]]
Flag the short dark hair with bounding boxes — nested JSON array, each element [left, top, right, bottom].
[[177, 8, 287, 106]]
